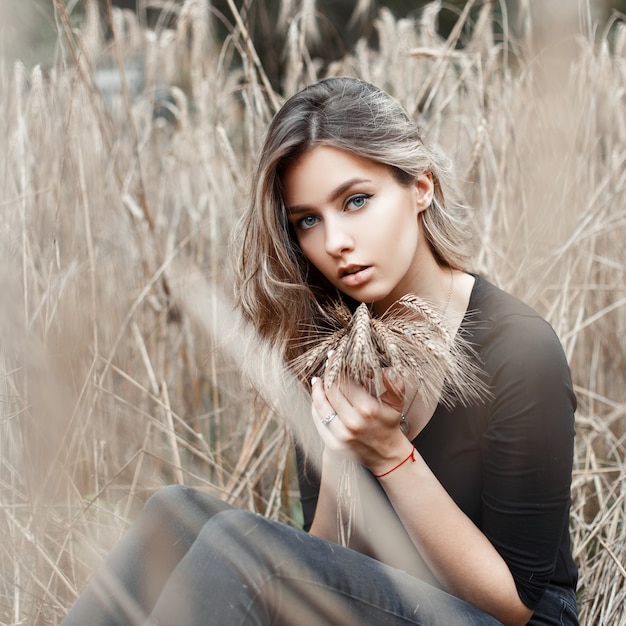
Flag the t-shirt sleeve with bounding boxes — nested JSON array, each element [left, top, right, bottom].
[[479, 313, 576, 609]]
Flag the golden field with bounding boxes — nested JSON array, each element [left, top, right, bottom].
[[0, 1, 624, 623]]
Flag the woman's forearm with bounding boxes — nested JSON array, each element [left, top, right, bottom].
[[376, 447, 533, 626], [309, 452, 371, 554]]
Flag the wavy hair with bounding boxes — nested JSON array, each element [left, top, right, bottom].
[[234, 77, 472, 365]]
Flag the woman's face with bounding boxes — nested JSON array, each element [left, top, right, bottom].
[[282, 145, 434, 313]]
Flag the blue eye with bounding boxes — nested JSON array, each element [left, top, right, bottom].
[[297, 215, 319, 230], [346, 194, 372, 210]]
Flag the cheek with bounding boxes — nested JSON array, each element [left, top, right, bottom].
[[297, 233, 325, 268], [376, 205, 418, 244]]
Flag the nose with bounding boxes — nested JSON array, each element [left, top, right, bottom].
[[324, 217, 354, 257]]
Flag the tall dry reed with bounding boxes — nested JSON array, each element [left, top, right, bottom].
[[0, 1, 624, 623]]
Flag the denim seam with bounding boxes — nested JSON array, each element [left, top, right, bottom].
[[241, 572, 425, 625]]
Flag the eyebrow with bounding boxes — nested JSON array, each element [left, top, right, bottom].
[[285, 177, 372, 215]]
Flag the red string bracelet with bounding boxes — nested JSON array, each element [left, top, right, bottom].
[[374, 446, 416, 478]]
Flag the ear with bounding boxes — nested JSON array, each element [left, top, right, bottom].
[[414, 172, 434, 214]]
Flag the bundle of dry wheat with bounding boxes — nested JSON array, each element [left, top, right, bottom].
[[293, 296, 488, 409]]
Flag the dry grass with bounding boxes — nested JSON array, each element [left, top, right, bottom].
[[0, 0, 624, 623]]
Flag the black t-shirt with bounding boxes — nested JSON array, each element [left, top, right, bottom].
[[296, 275, 578, 610]]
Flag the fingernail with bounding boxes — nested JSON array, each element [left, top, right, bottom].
[[327, 349, 335, 358], [387, 369, 397, 382], [311, 377, 320, 385]]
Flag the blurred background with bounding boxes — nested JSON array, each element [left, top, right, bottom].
[[1, 1, 625, 624], [3, 0, 626, 72]]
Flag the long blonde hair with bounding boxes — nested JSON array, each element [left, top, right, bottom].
[[234, 77, 472, 364]]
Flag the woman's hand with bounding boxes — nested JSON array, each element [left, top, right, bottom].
[[308, 365, 415, 547], [310, 368, 413, 476]]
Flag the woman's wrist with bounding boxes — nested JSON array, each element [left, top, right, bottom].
[[373, 445, 416, 478], [320, 447, 349, 483], [367, 439, 416, 478]]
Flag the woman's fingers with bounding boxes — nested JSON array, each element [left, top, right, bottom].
[[311, 373, 412, 470], [323, 375, 403, 434], [310, 377, 352, 452], [380, 368, 406, 413]]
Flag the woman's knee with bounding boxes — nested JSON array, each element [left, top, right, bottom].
[[142, 485, 194, 516], [142, 486, 229, 520], [137, 486, 232, 548], [188, 510, 288, 591], [196, 509, 305, 569], [198, 508, 262, 541]]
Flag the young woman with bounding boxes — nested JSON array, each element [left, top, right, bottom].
[[61, 77, 578, 626]]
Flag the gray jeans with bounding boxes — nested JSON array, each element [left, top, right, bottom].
[[60, 485, 574, 625]]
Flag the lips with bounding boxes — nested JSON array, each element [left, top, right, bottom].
[[340, 265, 369, 277], [339, 265, 373, 287]]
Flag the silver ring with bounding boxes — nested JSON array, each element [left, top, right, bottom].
[[321, 412, 337, 427]]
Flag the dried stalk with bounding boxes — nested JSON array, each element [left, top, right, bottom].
[[293, 295, 489, 409]]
